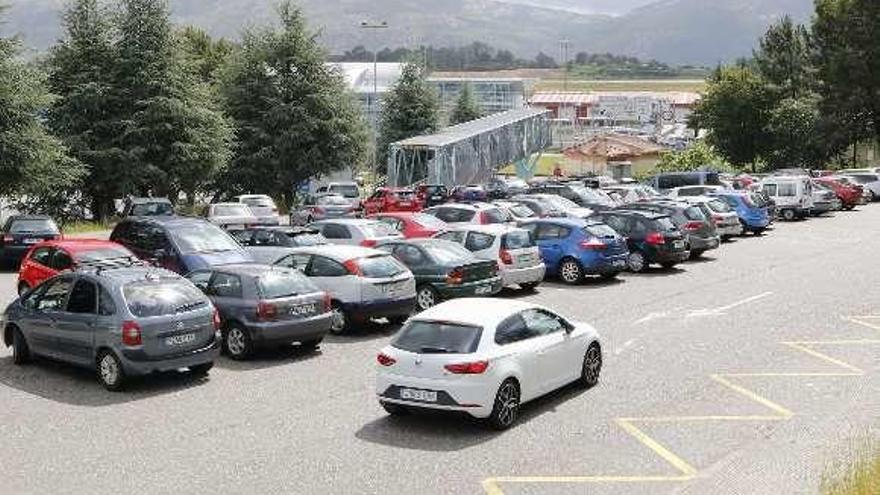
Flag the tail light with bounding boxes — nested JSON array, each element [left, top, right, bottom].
[[121, 320, 142, 346], [2, 234, 13, 243], [683, 221, 703, 231], [377, 353, 396, 367], [343, 259, 362, 276], [257, 301, 278, 321], [444, 360, 489, 374], [479, 211, 488, 224], [499, 249, 513, 265], [212, 308, 221, 330], [360, 239, 377, 248], [446, 267, 464, 285], [646, 232, 666, 246], [712, 215, 724, 225], [579, 238, 606, 250], [322, 292, 332, 313], [312, 207, 325, 215]]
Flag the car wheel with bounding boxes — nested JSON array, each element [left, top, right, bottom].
[[329, 303, 349, 335], [627, 252, 647, 273], [16, 281, 29, 296], [381, 401, 410, 416], [558, 258, 583, 285], [600, 272, 618, 281], [844, 204, 855, 211], [11, 327, 30, 365], [299, 337, 323, 351], [189, 362, 213, 377], [387, 315, 409, 326], [660, 262, 678, 270], [96, 350, 126, 392], [689, 249, 705, 259], [579, 343, 602, 388], [782, 209, 796, 221], [487, 379, 521, 431], [416, 286, 439, 311], [520, 281, 540, 292], [224, 325, 252, 360]]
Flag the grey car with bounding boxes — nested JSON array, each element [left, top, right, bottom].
[[291, 194, 359, 226], [3, 267, 220, 391], [186, 264, 333, 359]]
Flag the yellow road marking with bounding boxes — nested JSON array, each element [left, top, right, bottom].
[[709, 374, 795, 418], [622, 415, 786, 423], [615, 418, 699, 476], [781, 342, 865, 374], [848, 316, 880, 332]]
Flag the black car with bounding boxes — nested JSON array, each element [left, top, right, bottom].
[[620, 200, 720, 258], [0, 215, 61, 267], [229, 226, 328, 248], [416, 184, 449, 208], [530, 183, 617, 211], [122, 197, 174, 217], [590, 210, 689, 272]]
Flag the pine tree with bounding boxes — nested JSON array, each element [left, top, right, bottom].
[[221, 1, 368, 207], [449, 83, 482, 125], [377, 63, 439, 173], [753, 16, 814, 100]]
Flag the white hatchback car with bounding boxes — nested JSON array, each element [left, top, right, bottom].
[[206, 203, 259, 229], [310, 219, 403, 247], [434, 224, 545, 291], [375, 298, 602, 430], [422, 203, 508, 226], [235, 194, 281, 225]]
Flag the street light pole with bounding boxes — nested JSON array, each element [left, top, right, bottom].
[[359, 20, 389, 182]]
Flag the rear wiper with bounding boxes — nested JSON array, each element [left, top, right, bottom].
[[420, 346, 453, 354]]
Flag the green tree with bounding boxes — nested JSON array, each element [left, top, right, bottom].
[[177, 26, 236, 87], [378, 63, 439, 173], [765, 96, 827, 169], [449, 83, 482, 125], [753, 15, 814, 99], [221, 1, 367, 206], [115, 0, 231, 202], [690, 66, 774, 168], [655, 141, 733, 173], [0, 6, 85, 216]]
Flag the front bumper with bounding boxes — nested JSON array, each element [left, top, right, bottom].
[[248, 312, 333, 345], [120, 338, 220, 376], [500, 263, 546, 287]]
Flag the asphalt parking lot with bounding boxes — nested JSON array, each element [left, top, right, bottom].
[[2, 207, 880, 495]]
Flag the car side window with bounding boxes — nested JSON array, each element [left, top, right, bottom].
[[465, 232, 495, 251], [209, 272, 243, 298], [763, 184, 778, 196], [35, 278, 74, 312], [630, 219, 649, 235], [392, 245, 426, 266], [187, 271, 213, 292], [276, 253, 312, 273], [66, 279, 98, 314], [777, 183, 796, 196], [98, 285, 116, 316], [377, 217, 403, 232], [48, 249, 73, 271], [143, 225, 169, 251], [230, 230, 253, 245], [495, 314, 537, 345], [309, 256, 348, 277], [29, 247, 53, 266], [536, 224, 566, 240], [321, 224, 352, 240], [521, 309, 566, 336]]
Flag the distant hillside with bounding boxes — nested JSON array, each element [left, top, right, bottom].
[[3, 0, 813, 65]]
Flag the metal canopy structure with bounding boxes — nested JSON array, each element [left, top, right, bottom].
[[387, 108, 552, 187]]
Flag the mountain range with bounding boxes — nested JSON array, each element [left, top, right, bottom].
[[3, 0, 814, 65]]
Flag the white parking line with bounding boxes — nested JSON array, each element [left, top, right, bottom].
[[614, 339, 636, 355], [686, 292, 773, 318]]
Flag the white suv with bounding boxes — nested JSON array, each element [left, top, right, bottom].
[[758, 177, 814, 220], [435, 224, 545, 291]]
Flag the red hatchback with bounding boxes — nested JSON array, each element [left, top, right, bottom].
[[17, 239, 136, 294], [362, 188, 421, 216], [370, 212, 448, 239], [816, 177, 864, 210]]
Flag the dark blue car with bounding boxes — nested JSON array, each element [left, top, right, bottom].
[[711, 192, 770, 235], [520, 218, 629, 284], [111, 216, 253, 274]]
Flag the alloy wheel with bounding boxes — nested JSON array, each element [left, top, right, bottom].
[[559, 261, 581, 284], [226, 328, 246, 356], [417, 287, 436, 310], [494, 381, 520, 428], [628, 252, 645, 272], [330, 306, 347, 333], [99, 354, 119, 386], [582, 345, 602, 386]]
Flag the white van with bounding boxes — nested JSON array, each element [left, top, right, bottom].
[[758, 177, 814, 220]]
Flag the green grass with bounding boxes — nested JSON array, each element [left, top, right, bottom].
[[535, 79, 707, 93], [60, 220, 115, 235], [823, 443, 880, 495]]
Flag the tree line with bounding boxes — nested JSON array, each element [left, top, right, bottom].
[[332, 42, 558, 71], [691, 0, 880, 172]]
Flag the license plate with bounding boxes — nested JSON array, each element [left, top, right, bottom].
[[23, 238, 39, 244], [400, 389, 437, 402], [475, 285, 493, 295], [399, 202, 411, 207], [227, 224, 245, 230], [517, 255, 532, 264], [673, 240, 685, 249], [289, 303, 316, 317], [165, 333, 196, 346]]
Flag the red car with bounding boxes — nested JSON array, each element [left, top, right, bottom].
[[370, 212, 449, 239], [17, 239, 136, 294], [816, 177, 863, 210], [362, 188, 421, 216]]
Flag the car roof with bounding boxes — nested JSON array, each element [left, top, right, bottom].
[[413, 298, 541, 328], [9, 214, 52, 221], [522, 217, 588, 228], [201, 263, 293, 277], [236, 194, 271, 199], [129, 197, 171, 204], [237, 226, 319, 234], [286, 244, 382, 260], [123, 215, 208, 227], [83, 266, 181, 284], [372, 212, 419, 219], [445, 224, 524, 235], [212, 202, 249, 207], [313, 218, 383, 226], [430, 202, 495, 211], [608, 209, 667, 220], [35, 239, 123, 253]]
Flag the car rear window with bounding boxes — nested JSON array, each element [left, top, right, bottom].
[[123, 280, 208, 317], [241, 197, 275, 208], [392, 191, 416, 201], [213, 205, 251, 217], [392, 320, 483, 354], [131, 203, 173, 216], [423, 241, 474, 264], [707, 199, 731, 213], [481, 208, 506, 224], [683, 206, 706, 221], [358, 255, 407, 278], [10, 219, 59, 234], [413, 213, 447, 229], [329, 185, 359, 198], [287, 232, 327, 246], [653, 217, 677, 231], [509, 204, 536, 218], [258, 270, 319, 299], [502, 230, 535, 249], [361, 222, 398, 238], [584, 224, 618, 238]]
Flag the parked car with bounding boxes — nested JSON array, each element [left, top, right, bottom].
[[371, 212, 448, 239], [509, 195, 567, 218], [415, 184, 449, 208], [4, 267, 219, 390], [422, 203, 508, 225], [229, 226, 328, 248], [206, 202, 259, 230], [519, 218, 628, 284], [758, 177, 814, 220], [376, 239, 502, 311], [666, 185, 727, 198], [590, 210, 689, 272], [646, 171, 723, 193], [711, 192, 771, 235], [316, 182, 362, 210], [270, 245, 416, 333], [841, 173, 880, 201], [17, 239, 138, 295], [122, 197, 174, 217], [501, 177, 530, 196], [186, 264, 332, 359], [433, 225, 545, 291], [816, 176, 863, 210], [682, 197, 743, 240], [809, 181, 842, 215], [291, 193, 359, 225], [362, 188, 421, 216], [310, 219, 403, 247], [529, 183, 616, 210], [491, 200, 540, 223], [486, 177, 512, 199], [1, 215, 62, 268], [517, 194, 594, 219], [620, 200, 720, 258], [603, 185, 662, 204], [451, 184, 489, 202], [110, 216, 253, 274], [235, 194, 281, 226], [375, 298, 602, 429]]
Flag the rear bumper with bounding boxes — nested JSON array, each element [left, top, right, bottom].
[[651, 249, 689, 264], [582, 253, 628, 275], [346, 297, 416, 320], [120, 338, 220, 376], [2, 246, 31, 264], [248, 313, 333, 345], [436, 277, 503, 299], [741, 215, 770, 229], [376, 372, 495, 419], [500, 264, 546, 287], [255, 216, 281, 226], [689, 235, 720, 252], [717, 224, 743, 237]]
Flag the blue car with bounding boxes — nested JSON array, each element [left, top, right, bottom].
[[111, 216, 254, 274], [521, 218, 629, 284], [711, 192, 770, 235]]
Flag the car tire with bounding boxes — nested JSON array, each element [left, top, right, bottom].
[[16, 281, 29, 296], [558, 258, 583, 285], [189, 362, 214, 377], [96, 350, 126, 392], [689, 249, 705, 259], [782, 209, 796, 221], [381, 401, 410, 416], [600, 272, 619, 281], [416, 286, 439, 311], [520, 281, 540, 292], [660, 262, 678, 270], [387, 315, 409, 326], [627, 252, 647, 273], [487, 379, 521, 431], [224, 325, 253, 360], [329, 302, 349, 335], [579, 343, 602, 389], [11, 327, 30, 365], [299, 337, 323, 351]]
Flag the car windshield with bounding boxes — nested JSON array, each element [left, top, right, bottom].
[[9, 219, 59, 234], [287, 232, 327, 246], [585, 224, 618, 238], [847, 174, 878, 184], [481, 208, 507, 224], [423, 241, 474, 264], [172, 223, 242, 254], [361, 222, 398, 238], [392, 320, 483, 354], [358, 255, 407, 278], [545, 196, 580, 210], [508, 204, 536, 218], [74, 246, 135, 263], [413, 214, 447, 229], [258, 270, 318, 299], [572, 186, 615, 206], [318, 195, 351, 206], [683, 206, 707, 221], [502, 230, 535, 249], [123, 280, 208, 317], [213, 205, 251, 217], [241, 197, 274, 208], [706, 199, 731, 213], [329, 185, 359, 198], [131, 202, 173, 216]]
